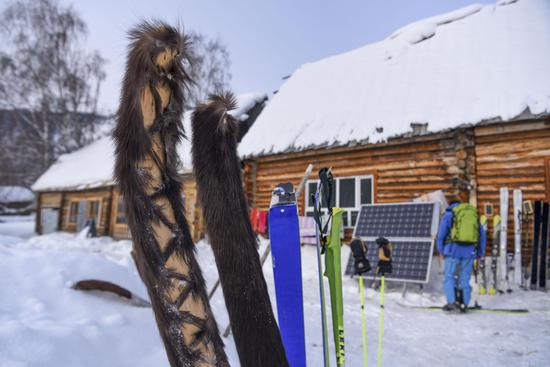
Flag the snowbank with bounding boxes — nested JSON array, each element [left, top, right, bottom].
[[31, 92, 266, 192], [0, 186, 34, 203], [0, 215, 35, 242], [1, 222, 549, 366], [239, 0, 550, 157]]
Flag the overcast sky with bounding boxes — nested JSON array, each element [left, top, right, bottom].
[[60, 0, 497, 113]]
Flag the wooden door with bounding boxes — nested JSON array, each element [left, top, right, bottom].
[[546, 157, 550, 201], [77, 200, 87, 231]]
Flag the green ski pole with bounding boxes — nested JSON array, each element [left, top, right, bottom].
[[313, 188, 330, 367], [375, 237, 392, 367], [350, 238, 372, 367], [377, 276, 385, 367], [360, 276, 367, 367]]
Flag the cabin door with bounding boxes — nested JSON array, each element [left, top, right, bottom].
[[76, 200, 87, 231], [41, 208, 59, 234]]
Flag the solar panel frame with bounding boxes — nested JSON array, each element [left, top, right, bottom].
[[345, 239, 435, 283], [349, 202, 440, 284], [352, 202, 440, 240]]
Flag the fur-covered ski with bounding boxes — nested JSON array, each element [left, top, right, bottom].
[[192, 93, 289, 367], [114, 21, 228, 367]]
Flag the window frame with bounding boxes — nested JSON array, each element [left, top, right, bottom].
[[86, 198, 102, 225], [115, 196, 127, 225], [67, 201, 79, 224], [305, 174, 375, 228]]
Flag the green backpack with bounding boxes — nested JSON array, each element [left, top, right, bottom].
[[450, 203, 479, 245]]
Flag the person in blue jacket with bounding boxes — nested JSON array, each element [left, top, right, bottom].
[[436, 200, 486, 312]]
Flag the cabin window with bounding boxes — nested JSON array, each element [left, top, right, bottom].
[[68, 202, 79, 223], [116, 196, 127, 224], [305, 175, 374, 228], [87, 199, 101, 223]]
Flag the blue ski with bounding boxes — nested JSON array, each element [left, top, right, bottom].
[[269, 183, 307, 367]]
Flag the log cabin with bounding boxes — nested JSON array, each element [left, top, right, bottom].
[[237, 0, 550, 262], [32, 93, 268, 241]]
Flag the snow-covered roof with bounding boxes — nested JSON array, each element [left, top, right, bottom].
[[0, 186, 34, 203], [239, 0, 550, 158], [32, 93, 267, 192]]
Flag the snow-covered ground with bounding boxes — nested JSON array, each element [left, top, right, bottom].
[[0, 215, 35, 245], [1, 217, 549, 366]]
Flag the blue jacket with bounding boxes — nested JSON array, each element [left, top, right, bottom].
[[436, 202, 486, 259]]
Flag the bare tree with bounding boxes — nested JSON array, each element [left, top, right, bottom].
[[0, 0, 105, 183], [186, 32, 232, 109]]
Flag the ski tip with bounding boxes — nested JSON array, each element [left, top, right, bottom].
[[488, 287, 496, 296]]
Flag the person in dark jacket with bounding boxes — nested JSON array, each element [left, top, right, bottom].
[[436, 201, 486, 312]]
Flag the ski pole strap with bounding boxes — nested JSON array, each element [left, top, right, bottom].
[[318, 167, 334, 214], [312, 187, 333, 255]]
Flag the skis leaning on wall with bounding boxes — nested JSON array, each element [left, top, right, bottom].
[[478, 215, 488, 295], [530, 201, 542, 289], [539, 202, 549, 290], [489, 215, 501, 295], [499, 187, 509, 291], [513, 189, 523, 288]]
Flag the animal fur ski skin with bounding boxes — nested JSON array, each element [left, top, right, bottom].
[[113, 21, 228, 367], [192, 93, 290, 367]]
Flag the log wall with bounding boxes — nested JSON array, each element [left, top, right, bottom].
[[474, 119, 550, 263], [182, 175, 205, 242], [243, 128, 475, 240]]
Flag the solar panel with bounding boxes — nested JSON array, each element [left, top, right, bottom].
[[348, 202, 440, 284], [354, 203, 436, 239], [345, 240, 434, 282]]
